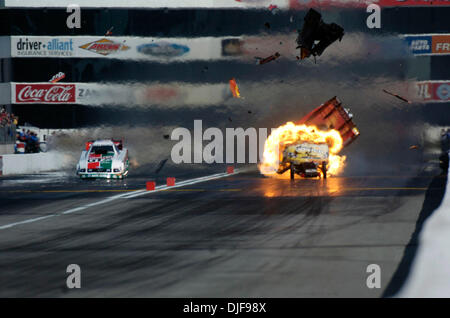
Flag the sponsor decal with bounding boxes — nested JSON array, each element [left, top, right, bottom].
[[15, 84, 76, 103], [137, 42, 189, 57], [436, 83, 450, 101], [405, 36, 432, 55], [79, 38, 130, 56], [432, 35, 450, 54], [404, 34, 450, 55], [416, 81, 450, 102], [88, 162, 100, 169], [15, 37, 74, 57]]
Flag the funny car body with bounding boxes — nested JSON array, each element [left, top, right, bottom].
[[76, 139, 129, 179]]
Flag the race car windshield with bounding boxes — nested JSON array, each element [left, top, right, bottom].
[[91, 145, 114, 155]]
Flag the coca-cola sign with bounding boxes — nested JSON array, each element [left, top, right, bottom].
[[15, 84, 76, 103]]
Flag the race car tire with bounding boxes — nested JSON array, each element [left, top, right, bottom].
[[322, 161, 327, 179], [290, 164, 295, 180]]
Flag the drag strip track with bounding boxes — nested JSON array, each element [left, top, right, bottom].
[[0, 171, 241, 230], [0, 164, 444, 297]]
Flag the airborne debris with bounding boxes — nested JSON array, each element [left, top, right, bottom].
[[229, 78, 241, 98], [268, 4, 280, 15], [264, 22, 271, 29], [296, 9, 344, 61], [256, 52, 281, 65], [382, 89, 412, 104], [105, 26, 114, 36], [228, 117, 233, 122], [163, 134, 170, 139], [49, 72, 65, 83], [248, 110, 252, 114], [409, 145, 419, 150], [154, 158, 168, 174]]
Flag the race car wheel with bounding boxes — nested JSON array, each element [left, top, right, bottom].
[[321, 161, 327, 179], [290, 164, 295, 180]]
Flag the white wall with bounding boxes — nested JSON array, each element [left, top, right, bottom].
[[397, 152, 450, 297], [1, 152, 72, 175], [0, 144, 14, 155]]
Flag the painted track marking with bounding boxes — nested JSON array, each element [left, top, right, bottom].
[[0, 171, 240, 230]]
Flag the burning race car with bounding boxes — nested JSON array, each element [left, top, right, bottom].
[[259, 97, 359, 179], [76, 139, 129, 179], [278, 142, 329, 179]]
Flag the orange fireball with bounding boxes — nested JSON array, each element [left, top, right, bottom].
[[229, 78, 241, 98], [259, 122, 346, 178]]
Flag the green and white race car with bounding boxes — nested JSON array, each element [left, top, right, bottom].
[[76, 139, 129, 179]]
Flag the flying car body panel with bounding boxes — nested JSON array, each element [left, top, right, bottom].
[[296, 8, 344, 60], [297, 97, 360, 147]]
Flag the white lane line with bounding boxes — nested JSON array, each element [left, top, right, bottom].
[[0, 214, 57, 230], [122, 171, 238, 198], [0, 170, 241, 231]]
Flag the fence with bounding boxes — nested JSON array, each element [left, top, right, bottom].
[[0, 124, 16, 144]]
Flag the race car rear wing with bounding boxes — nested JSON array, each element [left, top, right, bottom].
[[85, 139, 124, 151], [112, 139, 123, 150], [85, 141, 93, 151], [297, 96, 360, 147]]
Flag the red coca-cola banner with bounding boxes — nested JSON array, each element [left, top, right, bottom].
[[14, 83, 76, 104]]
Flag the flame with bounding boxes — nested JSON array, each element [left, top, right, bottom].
[[259, 122, 346, 178]]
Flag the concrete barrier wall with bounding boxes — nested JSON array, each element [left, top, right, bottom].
[[0, 152, 72, 175], [0, 143, 14, 155], [397, 152, 450, 297]]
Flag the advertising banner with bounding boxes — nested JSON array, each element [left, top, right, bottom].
[[0, 0, 288, 9], [13, 83, 76, 104], [377, 0, 450, 6], [6, 36, 224, 61], [415, 81, 450, 103], [9, 81, 449, 105], [290, 0, 450, 9], [1, 0, 448, 9], [10, 82, 228, 106], [403, 34, 450, 56]]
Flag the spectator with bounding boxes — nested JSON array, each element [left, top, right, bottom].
[[0, 107, 18, 128], [16, 129, 40, 153], [17, 129, 26, 142]]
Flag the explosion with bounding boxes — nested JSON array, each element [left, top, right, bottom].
[[259, 122, 346, 178]]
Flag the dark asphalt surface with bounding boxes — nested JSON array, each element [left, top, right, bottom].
[[0, 161, 445, 297]]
